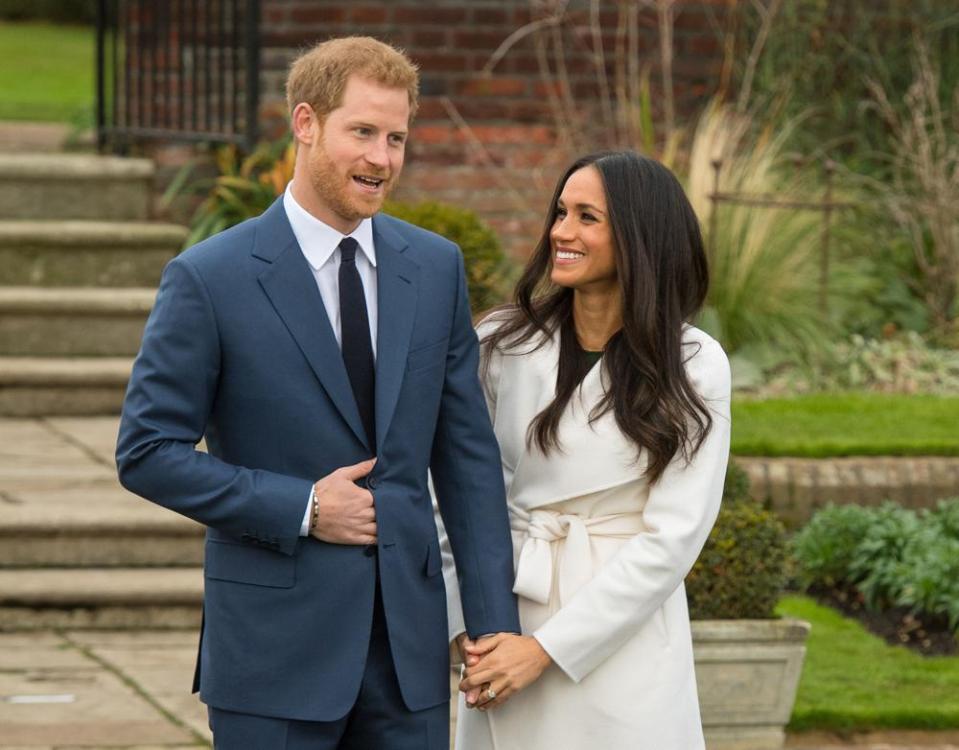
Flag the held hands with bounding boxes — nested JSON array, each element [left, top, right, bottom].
[[458, 633, 552, 711], [309, 458, 377, 545]]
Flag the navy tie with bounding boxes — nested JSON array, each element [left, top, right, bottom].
[[338, 237, 376, 449]]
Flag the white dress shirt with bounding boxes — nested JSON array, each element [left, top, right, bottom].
[[283, 186, 379, 536]]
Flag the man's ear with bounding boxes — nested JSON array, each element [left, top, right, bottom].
[[291, 103, 319, 146]]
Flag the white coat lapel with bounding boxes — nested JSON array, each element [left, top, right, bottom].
[[502, 333, 643, 510]]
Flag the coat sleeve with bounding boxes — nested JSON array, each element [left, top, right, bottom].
[[115, 255, 311, 555], [430, 258, 520, 639], [433, 314, 507, 651], [532, 337, 731, 682]]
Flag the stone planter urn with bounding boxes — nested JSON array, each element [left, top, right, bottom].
[[693, 618, 811, 750]]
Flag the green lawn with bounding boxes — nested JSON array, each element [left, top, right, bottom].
[[777, 595, 959, 730], [0, 22, 93, 121], [731, 393, 959, 457]]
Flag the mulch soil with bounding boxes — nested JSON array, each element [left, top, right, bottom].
[[809, 585, 958, 657]]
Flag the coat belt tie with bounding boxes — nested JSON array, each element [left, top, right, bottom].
[[509, 505, 645, 606]]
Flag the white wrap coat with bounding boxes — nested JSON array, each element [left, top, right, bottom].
[[440, 318, 731, 750]]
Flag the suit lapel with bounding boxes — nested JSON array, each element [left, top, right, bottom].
[[254, 198, 370, 451], [372, 215, 418, 453]]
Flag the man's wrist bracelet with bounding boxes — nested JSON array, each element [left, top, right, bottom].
[[309, 488, 319, 532]]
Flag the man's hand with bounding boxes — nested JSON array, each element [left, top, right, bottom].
[[459, 634, 552, 710], [455, 633, 485, 707], [309, 458, 377, 545]]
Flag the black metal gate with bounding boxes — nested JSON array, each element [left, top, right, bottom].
[[95, 0, 260, 152]]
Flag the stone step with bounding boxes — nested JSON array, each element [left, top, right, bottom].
[[0, 357, 133, 416], [0, 481, 204, 568], [0, 287, 155, 356], [0, 568, 203, 630], [0, 220, 184, 287], [0, 153, 154, 221]]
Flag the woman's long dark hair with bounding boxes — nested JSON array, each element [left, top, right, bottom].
[[482, 151, 712, 484]]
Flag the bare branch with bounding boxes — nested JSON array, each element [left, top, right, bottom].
[[658, 0, 677, 139], [480, 15, 563, 76], [736, 0, 783, 113], [590, 0, 615, 133], [439, 97, 537, 214]]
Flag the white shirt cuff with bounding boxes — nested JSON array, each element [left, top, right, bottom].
[[299, 487, 314, 537]]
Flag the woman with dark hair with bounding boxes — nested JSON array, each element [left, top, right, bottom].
[[441, 151, 731, 749]]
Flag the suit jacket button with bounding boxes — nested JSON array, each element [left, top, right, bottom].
[[363, 545, 377, 557], [366, 477, 378, 490]]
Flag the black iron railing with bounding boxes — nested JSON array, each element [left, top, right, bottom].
[[96, 0, 260, 152]]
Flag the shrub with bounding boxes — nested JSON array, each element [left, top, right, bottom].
[[894, 527, 959, 631], [791, 499, 959, 631], [686, 461, 787, 619], [790, 504, 873, 589], [721, 459, 752, 504], [926, 498, 959, 540], [849, 502, 921, 609], [384, 201, 516, 316]]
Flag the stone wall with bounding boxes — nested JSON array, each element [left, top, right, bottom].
[[736, 457, 959, 528]]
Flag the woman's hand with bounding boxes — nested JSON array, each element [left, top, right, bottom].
[[459, 634, 552, 710]]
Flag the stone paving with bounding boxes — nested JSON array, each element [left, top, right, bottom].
[[0, 629, 208, 748]]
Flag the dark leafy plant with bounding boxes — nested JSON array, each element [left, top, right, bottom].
[[926, 498, 959, 540], [686, 460, 787, 619], [849, 502, 921, 609], [790, 504, 873, 590], [164, 137, 295, 249], [894, 528, 959, 631], [791, 499, 959, 632]]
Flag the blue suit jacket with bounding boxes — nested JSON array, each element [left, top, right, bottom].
[[116, 197, 519, 721]]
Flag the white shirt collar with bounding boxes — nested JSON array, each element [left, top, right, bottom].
[[283, 185, 376, 270]]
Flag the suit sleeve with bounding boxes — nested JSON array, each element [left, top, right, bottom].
[[430, 253, 520, 639], [533, 339, 731, 681], [116, 256, 311, 555], [434, 315, 506, 650]]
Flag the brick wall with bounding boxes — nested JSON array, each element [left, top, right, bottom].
[[258, 0, 730, 259]]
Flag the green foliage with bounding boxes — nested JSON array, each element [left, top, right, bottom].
[[383, 201, 516, 316], [167, 138, 295, 249], [685, 103, 830, 355], [829, 221, 930, 338], [927, 498, 959, 539], [687, 461, 787, 619], [894, 528, 959, 631], [742, 0, 959, 172], [790, 504, 873, 589], [721, 459, 751, 505], [731, 332, 959, 398], [778, 595, 959, 731], [731, 393, 959, 457], [0, 0, 94, 23], [791, 500, 959, 631], [815, 334, 959, 394], [848, 503, 921, 609]]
